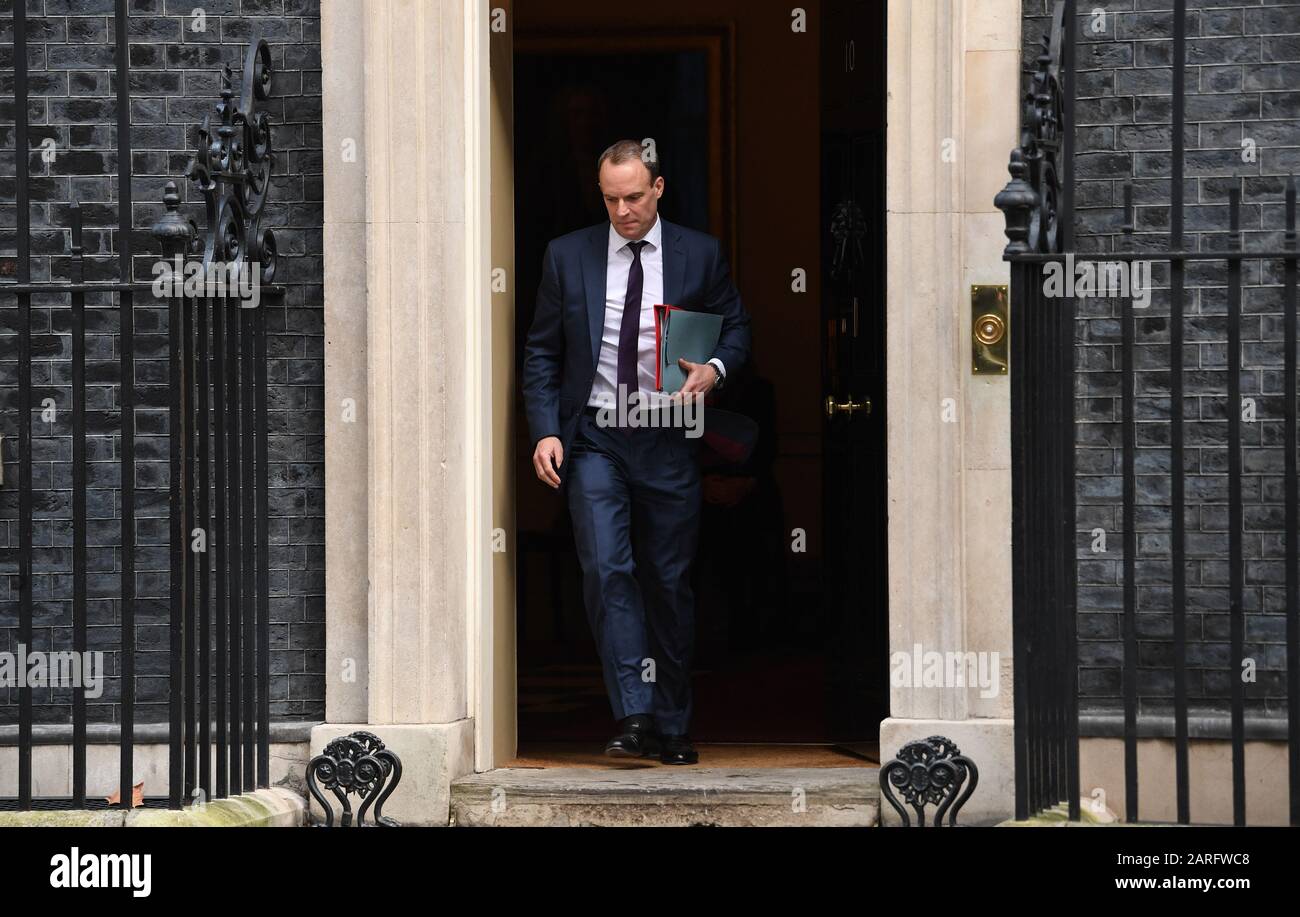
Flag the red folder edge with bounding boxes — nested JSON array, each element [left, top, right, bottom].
[[653, 304, 684, 392]]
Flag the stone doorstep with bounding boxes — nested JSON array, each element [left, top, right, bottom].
[[0, 788, 307, 828], [449, 767, 880, 827]]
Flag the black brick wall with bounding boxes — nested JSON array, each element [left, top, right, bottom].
[[0, 0, 324, 724], [1022, 0, 1300, 720]]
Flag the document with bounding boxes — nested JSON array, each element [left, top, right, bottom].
[[654, 304, 723, 393]]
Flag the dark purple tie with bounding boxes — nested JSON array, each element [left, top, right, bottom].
[[617, 240, 650, 401]]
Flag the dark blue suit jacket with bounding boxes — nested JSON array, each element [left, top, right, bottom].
[[522, 217, 752, 481]]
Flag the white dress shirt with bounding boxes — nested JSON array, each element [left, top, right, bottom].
[[587, 214, 725, 410]]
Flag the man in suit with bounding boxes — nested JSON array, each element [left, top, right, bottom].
[[522, 139, 752, 764]]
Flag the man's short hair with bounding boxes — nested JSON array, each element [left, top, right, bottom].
[[597, 139, 660, 185]]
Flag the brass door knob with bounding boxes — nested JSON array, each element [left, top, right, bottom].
[[825, 395, 873, 419]]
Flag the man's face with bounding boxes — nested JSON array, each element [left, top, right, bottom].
[[599, 158, 664, 241]]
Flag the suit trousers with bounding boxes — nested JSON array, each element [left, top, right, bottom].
[[567, 407, 703, 735]]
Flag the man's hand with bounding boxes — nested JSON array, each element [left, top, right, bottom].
[[676, 358, 720, 398], [533, 436, 564, 489]]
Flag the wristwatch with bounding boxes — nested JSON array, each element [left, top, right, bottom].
[[707, 358, 726, 390]]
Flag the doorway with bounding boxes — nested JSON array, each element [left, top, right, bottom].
[[505, 0, 888, 759]]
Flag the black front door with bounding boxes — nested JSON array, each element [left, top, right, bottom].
[[820, 0, 889, 741]]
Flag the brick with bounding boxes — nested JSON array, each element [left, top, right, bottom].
[[1050, 2, 1300, 717], [0, 2, 323, 726]]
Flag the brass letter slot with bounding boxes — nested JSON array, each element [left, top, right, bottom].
[[971, 284, 1009, 376]]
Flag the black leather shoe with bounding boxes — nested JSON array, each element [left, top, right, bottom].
[[604, 714, 660, 758], [659, 733, 699, 765]]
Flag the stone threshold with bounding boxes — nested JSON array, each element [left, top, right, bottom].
[[0, 788, 306, 827], [450, 766, 880, 827]]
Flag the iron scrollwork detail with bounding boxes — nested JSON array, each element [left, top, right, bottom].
[[995, 0, 1067, 257], [307, 731, 404, 827], [184, 38, 277, 286], [879, 735, 979, 827]]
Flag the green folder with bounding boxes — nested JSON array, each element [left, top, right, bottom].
[[654, 305, 723, 393]]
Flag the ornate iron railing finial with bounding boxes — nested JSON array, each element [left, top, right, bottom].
[[183, 38, 278, 287], [995, 0, 1067, 257]]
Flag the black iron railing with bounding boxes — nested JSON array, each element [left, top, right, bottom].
[[998, 0, 1299, 826], [1, 0, 276, 811]]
